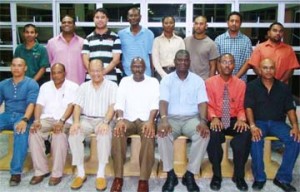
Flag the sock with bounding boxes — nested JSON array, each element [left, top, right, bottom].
[[77, 164, 85, 178], [97, 163, 106, 178]]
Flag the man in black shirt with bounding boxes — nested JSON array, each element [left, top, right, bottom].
[[245, 58, 300, 192]]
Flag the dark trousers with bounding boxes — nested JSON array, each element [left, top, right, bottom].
[[207, 118, 251, 179]]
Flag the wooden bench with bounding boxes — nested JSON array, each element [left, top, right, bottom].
[[0, 130, 32, 172], [157, 136, 200, 178]]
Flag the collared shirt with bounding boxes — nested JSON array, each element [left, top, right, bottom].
[[37, 79, 79, 124], [215, 31, 252, 82], [245, 78, 296, 121], [184, 36, 219, 80], [0, 77, 39, 114], [160, 71, 208, 116], [82, 30, 122, 79], [114, 75, 159, 121], [248, 39, 299, 83], [47, 33, 86, 84], [118, 27, 154, 76], [14, 41, 49, 78], [206, 75, 246, 121], [74, 79, 118, 117], [152, 33, 185, 77]]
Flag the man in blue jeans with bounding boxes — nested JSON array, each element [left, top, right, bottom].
[[0, 57, 39, 186], [245, 58, 300, 192]]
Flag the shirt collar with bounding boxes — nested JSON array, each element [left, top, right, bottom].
[[225, 30, 242, 39]]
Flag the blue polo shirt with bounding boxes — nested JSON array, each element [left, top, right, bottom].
[[0, 77, 39, 114], [118, 27, 154, 76], [160, 71, 208, 116]]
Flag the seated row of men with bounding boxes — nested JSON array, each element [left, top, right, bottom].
[[0, 50, 299, 192]]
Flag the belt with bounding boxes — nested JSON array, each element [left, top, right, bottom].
[[162, 66, 176, 71]]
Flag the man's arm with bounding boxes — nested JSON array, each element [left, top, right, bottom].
[[33, 67, 46, 81], [16, 103, 35, 134], [236, 60, 250, 78], [287, 109, 300, 142], [69, 104, 81, 135], [30, 104, 43, 133], [209, 59, 217, 77], [246, 108, 262, 141], [103, 53, 121, 75], [197, 102, 209, 138], [96, 104, 115, 135], [82, 53, 90, 70], [280, 69, 294, 84]]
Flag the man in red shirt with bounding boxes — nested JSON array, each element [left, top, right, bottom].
[[206, 53, 251, 191]]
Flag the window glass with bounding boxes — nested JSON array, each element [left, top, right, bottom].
[[149, 27, 186, 38], [285, 4, 300, 23], [206, 27, 227, 40], [60, 4, 96, 22], [103, 4, 140, 22], [17, 27, 53, 44], [240, 28, 269, 46], [193, 4, 231, 22], [148, 4, 186, 22], [0, 27, 12, 45], [0, 50, 13, 66], [17, 4, 52, 22], [0, 4, 10, 21], [284, 28, 300, 47], [240, 4, 277, 23]]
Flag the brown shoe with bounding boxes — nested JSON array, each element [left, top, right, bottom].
[[137, 180, 149, 192], [48, 176, 62, 186], [9, 174, 21, 186], [110, 178, 123, 192], [29, 173, 50, 185]]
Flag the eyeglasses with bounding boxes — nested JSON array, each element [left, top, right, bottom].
[[132, 57, 144, 62], [220, 60, 234, 65]]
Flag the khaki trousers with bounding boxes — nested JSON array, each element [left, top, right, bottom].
[[29, 118, 70, 177], [111, 119, 155, 180]]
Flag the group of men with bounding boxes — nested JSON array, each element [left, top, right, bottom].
[[0, 6, 299, 192]]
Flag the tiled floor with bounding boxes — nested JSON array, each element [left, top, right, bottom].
[[0, 134, 299, 192]]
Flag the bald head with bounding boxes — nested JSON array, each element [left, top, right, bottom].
[[259, 58, 275, 68], [259, 58, 276, 80]]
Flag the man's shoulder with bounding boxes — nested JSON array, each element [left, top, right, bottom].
[[215, 32, 227, 41], [103, 79, 118, 88], [118, 27, 129, 36], [65, 79, 80, 88], [0, 78, 11, 86]]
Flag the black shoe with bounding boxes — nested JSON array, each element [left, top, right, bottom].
[[252, 181, 266, 190], [232, 177, 248, 191], [273, 178, 296, 192], [9, 174, 21, 186], [162, 170, 178, 192], [182, 171, 200, 192], [45, 140, 51, 155], [210, 175, 222, 191]]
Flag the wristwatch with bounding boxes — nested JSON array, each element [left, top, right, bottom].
[[21, 117, 29, 123], [59, 117, 66, 124], [116, 117, 124, 121]]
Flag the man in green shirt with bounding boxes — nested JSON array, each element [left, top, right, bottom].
[[14, 24, 49, 84]]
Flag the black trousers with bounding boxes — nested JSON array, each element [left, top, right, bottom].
[[207, 118, 251, 179]]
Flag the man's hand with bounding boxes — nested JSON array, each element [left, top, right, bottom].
[[290, 127, 300, 142], [53, 121, 64, 134], [142, 121, 155, 138], [95, 122, 110, 135], [210, 117, 224, 132], [114, 120, 127, 137], [69, 123, 80, 135], [197, 122, 210, 138], [16, 120, 27, 134], [157, 119, 172, 138], [233, 120, 249, 133], [250, 126, 262, 142], [30, 120, 42, 133]]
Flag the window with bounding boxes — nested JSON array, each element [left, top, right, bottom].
[[0, 3, 10, 22], [103, 4, 140, 22], [17, 3, 52, 22], [60, 4, 96, 22], [240, 4, 278, 23], [148, 4, 186, 22], [193, 4, 231, 22]]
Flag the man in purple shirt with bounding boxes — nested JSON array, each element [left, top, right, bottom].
[[47, 15, 85, 84]]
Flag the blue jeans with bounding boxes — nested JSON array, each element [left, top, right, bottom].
[[0, 112, 31, 174], [251, 120, 300, 183]]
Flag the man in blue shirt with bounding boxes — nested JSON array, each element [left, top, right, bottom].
[[157, 50, 210, 192], [0, 57, 39, 186], [118, 7, 154, 77]]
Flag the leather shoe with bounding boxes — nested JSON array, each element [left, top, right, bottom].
[[210, 175, 222, 191], [30, 172, 51, 185], [162, 170, 178, 192], [273, 178, 296, 192], [232, 177, 248, 191], [137, 180, 149, 192], [9, 174, 21, 186], [48, 176, 62, 186], [182, 171, 200, 192], [252, 180, 266, 190], [96, 177, 107, 191], [70, 176, 87, 190], [110, 178, 123, 192]]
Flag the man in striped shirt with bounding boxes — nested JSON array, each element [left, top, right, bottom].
[[82, 8, 122, 82]]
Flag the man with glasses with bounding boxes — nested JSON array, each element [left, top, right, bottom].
[[206, 53, 251, 191]]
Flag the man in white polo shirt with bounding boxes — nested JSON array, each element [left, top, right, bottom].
[[29, 63, 79, 186]]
